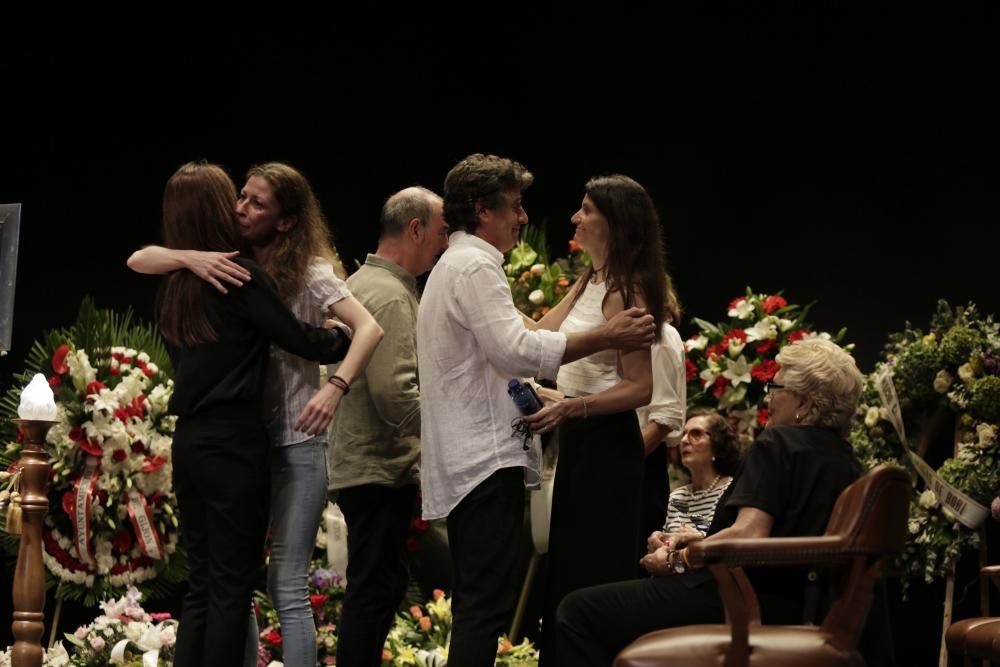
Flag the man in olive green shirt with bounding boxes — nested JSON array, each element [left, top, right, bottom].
[[328, 186, 448, 667]]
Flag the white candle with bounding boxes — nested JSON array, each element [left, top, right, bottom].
[[18, 373, 57, 421]]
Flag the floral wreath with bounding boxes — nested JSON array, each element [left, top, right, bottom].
[[850, 300, 1000, 594], [684, 288, 848, 444], [0, 298, 185, 605]]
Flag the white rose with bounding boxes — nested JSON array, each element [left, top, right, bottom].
[[528, 289, 546, 306], [958, 363, 975, 385], [933, 369, 954, 394], [918, 490, 937, 509], [977, 423, 996, 447], [137, 352, 150, 363], [864, 407, 880, 428], [530, 263, 546, 277]]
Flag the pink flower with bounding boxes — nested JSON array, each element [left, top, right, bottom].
[[89, 636, 106, 651]]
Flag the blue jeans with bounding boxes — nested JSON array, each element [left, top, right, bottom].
[[245, 437, 329, 667]]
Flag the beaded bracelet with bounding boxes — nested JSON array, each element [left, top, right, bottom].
[[328, 374, 351, 394]]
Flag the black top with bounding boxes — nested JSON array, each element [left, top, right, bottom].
[[708, 425, 861, 623], [165, 258, 349, 419]]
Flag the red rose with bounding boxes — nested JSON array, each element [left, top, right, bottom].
[[685, 358, 698, 383], [62, 490, 76, 516], [787, 329, 811, 343], [109, 366, 121, 377], [720, 329, 747, 351], [265, 630, 283, 646], [112, 529, 132, 554], [85, 381, 107, 397], [80, 439, 103, 457], [755, 340, 777, 355], [51, 344, 70, 375], [68, 427, 84, 441], [309, 594, 328, 611], [711, 377, 728, 398], [761, 295, 788, 314], [751, 359, 779, 383], [130, 441, 146, 454], [757, 408, 769, 426], [142, 455, 167, 473], [727, 297, 745, 311], [48, 376, 61, 389], [141, 366, 153, 378], [114, 408, 130, 423], [122, 357, 132, 365], [706, 343, 725, 360], [568, 240, 582, 253], [112, 449, 128, 462]]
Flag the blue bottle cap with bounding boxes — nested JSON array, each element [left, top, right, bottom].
[[508, 379, 520, 390]]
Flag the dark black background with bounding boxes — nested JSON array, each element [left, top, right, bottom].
[[0, 3, 997, 663]]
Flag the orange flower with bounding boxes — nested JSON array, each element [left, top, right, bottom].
[[433, 588, 445, 600], [409, 605, 423, 619], [539, 306, 550, 316], [419, 616, 432, 632], [531, 310, 542, 321], [382, 649, 393, 661], [499, 639, 513, 654]]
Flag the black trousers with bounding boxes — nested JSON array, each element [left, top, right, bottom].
[[555, 571, 724, 667], [171, 411, 270, 667], [638, 443, 670, 565], [541, 410, 644, 665], [446, 466, 525, 667], [335, 483, 419, 667]]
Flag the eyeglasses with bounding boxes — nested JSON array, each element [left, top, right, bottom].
[[683, 427, 709, 441], [764, 382, 786, 395]]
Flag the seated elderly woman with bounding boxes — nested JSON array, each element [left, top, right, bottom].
[[553, 337, 864, 667], [650, 410, 741, 552]]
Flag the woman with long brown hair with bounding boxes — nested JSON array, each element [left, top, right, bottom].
[[156, 162, 350, 667], [131, 162, 383, 667], [522, 174, 670, 664]]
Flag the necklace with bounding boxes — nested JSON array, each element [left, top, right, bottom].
[[693, 474, 722, 495]]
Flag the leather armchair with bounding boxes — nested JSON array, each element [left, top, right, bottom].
[[614, 464, 911, 667]]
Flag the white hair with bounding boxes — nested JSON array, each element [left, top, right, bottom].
[[776, 337, 864, 436]]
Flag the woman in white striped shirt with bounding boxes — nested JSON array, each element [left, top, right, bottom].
[[653, 411, 742, 551]]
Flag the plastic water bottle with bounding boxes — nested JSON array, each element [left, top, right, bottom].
[[508, 379, 542, 415]]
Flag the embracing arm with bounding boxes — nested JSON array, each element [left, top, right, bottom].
[[293, 296, 384, 436], [523, 290, 653, 433], [127, 245, 251, 294]]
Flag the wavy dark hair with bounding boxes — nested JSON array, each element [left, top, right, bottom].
[[443, 153, 534, 234], [686, 409, 742, 477], [158, 161, 241, 346], [573, 174, 670, 338]]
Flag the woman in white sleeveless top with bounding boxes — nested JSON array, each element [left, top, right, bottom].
[[522, 174, 673, 666]]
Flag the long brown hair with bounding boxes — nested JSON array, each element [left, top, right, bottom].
[[246, 162, 345, 297], [159, 161, 241, 346], [574, 174, 670, 338]]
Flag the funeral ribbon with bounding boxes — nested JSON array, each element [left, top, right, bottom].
[[73, 455, 100, 567], [127, 488, 164, 560], [875, 367, 989, 529]]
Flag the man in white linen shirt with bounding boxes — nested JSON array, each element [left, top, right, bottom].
[[417, 153, 656, 666]]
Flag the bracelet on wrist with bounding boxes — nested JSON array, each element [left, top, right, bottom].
[[328, 374, 350, 394]]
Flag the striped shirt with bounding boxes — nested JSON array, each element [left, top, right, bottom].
[[662, 476, 733, 534], [262, 257, 351, 447]]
